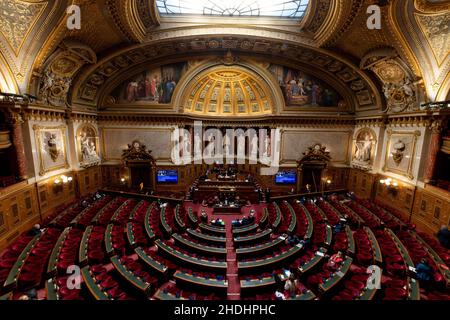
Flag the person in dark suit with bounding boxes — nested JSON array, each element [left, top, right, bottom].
[[437, 225, 450, 249]]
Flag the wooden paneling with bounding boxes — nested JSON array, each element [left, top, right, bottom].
[[0, 184, 40, 249], [412, 186, 450, 235], [348, 168, 375, 199], [77, 166, 102, 196]]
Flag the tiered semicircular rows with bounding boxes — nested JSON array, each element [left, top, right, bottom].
[[0, 192, 449, 301]]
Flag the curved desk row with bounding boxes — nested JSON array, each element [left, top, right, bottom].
[[172, 233, 227, 255], [271, 203, 282, 229], [144, 206, 156, 242], [127, 200, 148, 222], [174, 271, 228, 290], [108, 199, 133, 224], [174, 204, 186, 230], [160, 207, 173, 235], [156, 240, 227, 271], [236, 237, 285, 256], [135, 247, 168, 275], [188, 207, 198, 225], [364, 227, 383, 265], [104, 224, 116, 256], [259, 208, 269, 226], [234, 228, 272, 244], [285, 202, 297, 233], [237, 243, 303, 270], [298, 248, 328, 274], [199, 223, 226, 235], [187, 228, 226, 244], [345, 225, 356, 255], [319, 257, 353, 293], [78, 226, 93, 266], [386, 229, 420, 300], [81, 266, 109, 300], [153, 289, 187, 300], [47, 227, 71, 276], [111, 256, 152, 294], [3, 233, 42, 289], [232, 223, 259, 235]]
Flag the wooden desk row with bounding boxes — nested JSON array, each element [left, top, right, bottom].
[[188, 207, 198, 225], [345, 225, 356, 255], [135, 247, 168, 275], [234, 228, 272, 244], [232, 223, 259, 235], [3, 233, 42, 289], [127, 200, 149, 222], [237, 243, 303, 270], [156, 240, 227, 271], [319, 257, 353, 293], [172, 233, 227, 255], [259, 208, 269, 226], [81, 266, 109, 300], [47, 227, 72, 276], [174, 204, 186, 230], [364, 226, 383, 265], [236, 237, 285, 256], [144, 207, 156, 242], [411, 230, 450, 286], [160, 207, 173, 235], [78, 226, 93, 266], [174, 271, 228, 290], [386, 229, 420, 300], [187, 228, 226, 244], [111, 256, 152, 294], [105, 224, 115, 256], [298, 248, 328, 274], [271, 203, 282, 229], [285, 202, 297, 233], [199, 223, 226, 235]]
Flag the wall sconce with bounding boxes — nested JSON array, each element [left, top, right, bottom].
[[379, 178, 399, 196], [53, 174, 73, 194]]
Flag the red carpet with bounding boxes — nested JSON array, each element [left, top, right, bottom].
[[184, 202, 268, 300]]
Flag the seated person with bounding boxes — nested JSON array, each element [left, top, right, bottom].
[[200, 210, 208, 222], [232, 219, 243, 227], [415, 258, 434, 283], [288, 234, 301, 245], [437, 225, 450, 249], [284, 274, 299, 298], [28, 224, 44, 237], [333, 222, 344, 234], [326, 251, 344, 271]]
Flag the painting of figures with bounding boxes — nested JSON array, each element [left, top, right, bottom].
[[112, 62, 188, 104], [269, 64, 342, 107]]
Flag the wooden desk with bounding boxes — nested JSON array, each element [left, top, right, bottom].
[[233, 223, 259, 235], [172, 233, 227, 255], [199, 223, 226, 235], [111, 256, 152, 294], [238, 244, 303, 270], [364, 226, 383, 265], [135, 247, 168, 275], [81, 266, 109, 300], [156, 240, 227, 271], [236, 237, 285, 256], [298, 248, 327, 274], [79, 226, 93, 266], [160, 207, 173, 235], [174, 204, 186, 230], [187, 228, 226, 244], [319, 257, 353, 293], [153, 289, 187, 300], [174, 271, 228, 290], [234, 228, 272, 244], [47, 227, 71, 277]]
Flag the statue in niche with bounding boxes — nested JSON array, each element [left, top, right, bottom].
[[355, 132, 373, 162], [237, 132, 246, 158], [79, 126, 100, 167], [45, 132, 60, 162], [194, 132, 202, 158], [250, 134, 258, 159], [224, 134, 231, 156], [181, 131, 191, 158], [392, 140, 406, 166]]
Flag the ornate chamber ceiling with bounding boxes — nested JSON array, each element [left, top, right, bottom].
[[0, 0, 448, 115]]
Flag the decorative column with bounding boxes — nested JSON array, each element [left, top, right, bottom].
[[8, 112, 28, 180], [423, 120, 442, 183]]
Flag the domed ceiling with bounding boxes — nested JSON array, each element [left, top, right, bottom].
[[182, 67, 273, 116]]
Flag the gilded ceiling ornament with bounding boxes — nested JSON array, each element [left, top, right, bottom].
[[0, 0, 47, 53], [416, 12, 450, 64]]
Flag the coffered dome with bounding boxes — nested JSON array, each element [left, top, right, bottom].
[[182, 67, 274, 116]]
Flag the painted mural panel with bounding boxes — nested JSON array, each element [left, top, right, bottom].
[[111, 62, 188, 104], [269, 64, 342, 107]]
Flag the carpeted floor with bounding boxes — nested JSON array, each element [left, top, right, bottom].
[[183, 202, 267, 299]]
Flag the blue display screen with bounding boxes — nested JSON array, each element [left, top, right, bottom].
[[157, 170, 178, 183], [275, 172, 296, 184]]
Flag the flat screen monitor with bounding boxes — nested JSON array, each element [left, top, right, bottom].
[[157, 170, 178, 183], [275, 171, 297, 184]]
